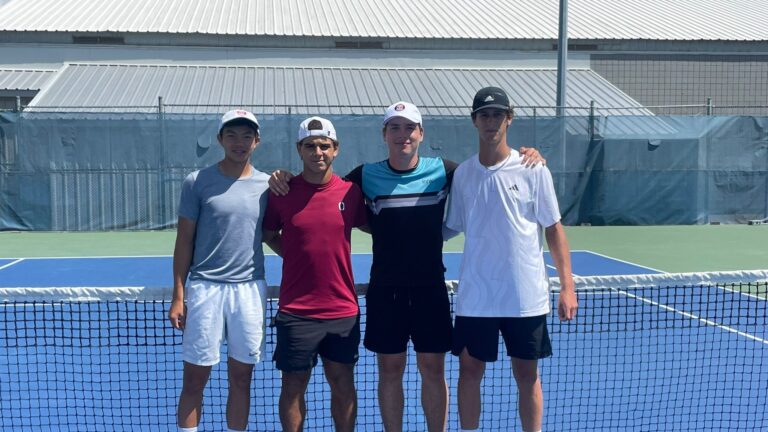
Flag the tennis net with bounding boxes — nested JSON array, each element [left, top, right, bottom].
[[1, 270, 766, 431]]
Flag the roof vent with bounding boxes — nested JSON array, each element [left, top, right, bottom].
[[552, 43, 598, 51], [73, 35, 125, 45], [335, 41, 384, 49]]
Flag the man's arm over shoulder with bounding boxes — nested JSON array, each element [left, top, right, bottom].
[[268, 169, 295, 196], [518, 146, 546, 168]]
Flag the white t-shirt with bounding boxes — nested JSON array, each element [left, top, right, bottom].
[[445, 149, 561, 317]]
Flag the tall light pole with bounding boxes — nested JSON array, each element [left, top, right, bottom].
[[556, 0, 568, 116], [556, 0, 569, 199]]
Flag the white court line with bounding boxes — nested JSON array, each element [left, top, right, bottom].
[[2, 253, 377, 260], [614, 288, 768, 346], [580, 250, 666, 273], [2, 255, 172, 260], [711, 282, 768, 301], [545, 263, 581, 277], [545, 250, 654, 277], [0, 258, 24, 271]]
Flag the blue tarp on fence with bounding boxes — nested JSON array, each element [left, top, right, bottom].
[[1, 112, 766, 230]]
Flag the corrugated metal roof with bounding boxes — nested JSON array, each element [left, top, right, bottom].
[[26, 63, 651, 116], [0, 69, 57, 91], [0, 0, 765, 41]]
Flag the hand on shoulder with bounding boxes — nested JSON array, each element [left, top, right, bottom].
[[518, 146, 546, 168], [269, 170, 294, 196]]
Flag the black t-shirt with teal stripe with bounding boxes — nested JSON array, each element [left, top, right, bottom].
[[345, 157, 457, 285]]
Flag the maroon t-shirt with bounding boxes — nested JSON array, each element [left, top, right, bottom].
[[263, 174, 367, 319]]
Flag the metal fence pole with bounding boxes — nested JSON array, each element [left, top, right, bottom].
[[158, 96, 167, 227], [555, 0, 569, 200], [556, 0, 568, 117], [532, 107, 537, 147]]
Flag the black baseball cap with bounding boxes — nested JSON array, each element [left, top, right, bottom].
[[472, 87, 511, 113]]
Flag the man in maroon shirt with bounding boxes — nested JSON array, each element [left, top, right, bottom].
[[263, 116, 368, 432]]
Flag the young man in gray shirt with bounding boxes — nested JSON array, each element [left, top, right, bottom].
[[169, 110, 278, 432]]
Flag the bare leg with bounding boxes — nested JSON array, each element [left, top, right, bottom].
[[376, 352, 406, 431], [512, 358, 542, 432], [279, 370, 312, 432], [177, 362, 212, 428], [416, 352, 448, 431], [323, 358, 357, 432], [457, 349, 485, 430], [226, 357, 255, 431]]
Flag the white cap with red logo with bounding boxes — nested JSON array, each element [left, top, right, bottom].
[[382, 101, 422, 126], [219, 109, 260, 134]]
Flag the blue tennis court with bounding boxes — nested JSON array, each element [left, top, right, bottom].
[[1, 252, 766, 431], [0, 250, 660, 289]]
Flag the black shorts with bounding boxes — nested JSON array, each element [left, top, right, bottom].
[[273, 311, 360, 372], [451, 314, 552, 362], [363, 282, 452, 354]]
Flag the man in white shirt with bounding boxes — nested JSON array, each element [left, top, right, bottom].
[[445, 87, 578, 432]]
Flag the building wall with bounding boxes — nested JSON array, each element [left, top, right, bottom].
[[592, 54, 768, 115]]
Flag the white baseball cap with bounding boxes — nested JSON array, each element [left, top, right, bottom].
[[383, 101, 422, 126], [297, 116, 338, 143], [219, 109, 260, 134]]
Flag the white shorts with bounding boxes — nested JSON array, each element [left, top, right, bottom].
[[182, 279, 267, 366]]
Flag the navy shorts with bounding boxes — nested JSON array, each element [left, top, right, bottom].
[[364, 282, 452, 354], [273, 311, 360, 372], [451, 314, 552, 362]]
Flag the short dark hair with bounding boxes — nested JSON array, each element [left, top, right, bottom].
[[470, 106, 514, 121]]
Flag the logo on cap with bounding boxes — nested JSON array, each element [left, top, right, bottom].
[[395, 104, 406, 111], [236, 110, 248, 116]]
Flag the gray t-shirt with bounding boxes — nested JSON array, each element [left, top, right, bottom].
[[178, 164, 269, 283]]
